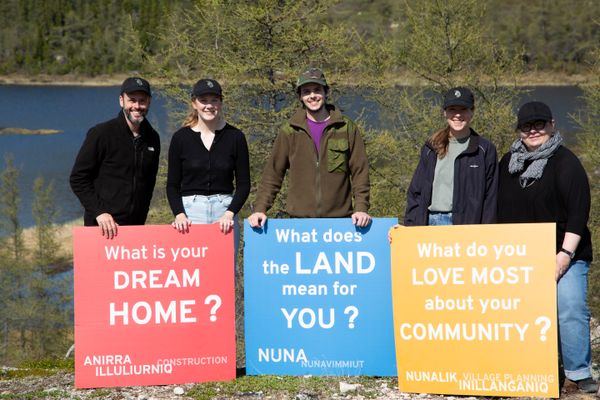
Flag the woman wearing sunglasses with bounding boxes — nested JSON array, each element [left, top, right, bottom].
[[497, 101, 597, 394]]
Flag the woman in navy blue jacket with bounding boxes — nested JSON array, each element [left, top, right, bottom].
[[404, 87, 498, 226]]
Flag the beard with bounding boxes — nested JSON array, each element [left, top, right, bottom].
[[124, 108, 146, 125]]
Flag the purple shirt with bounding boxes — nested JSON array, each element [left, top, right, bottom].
[[306, 118, 329, 154]]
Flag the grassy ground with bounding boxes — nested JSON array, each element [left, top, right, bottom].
[[0, 362, 597, 400], [21, 218, 79, 260], [0, 362, 404, 400]]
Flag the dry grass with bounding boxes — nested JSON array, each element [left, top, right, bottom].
[[21, 219, 81, 260], [0, 127, 63, 135]]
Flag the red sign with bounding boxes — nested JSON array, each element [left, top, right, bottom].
[[73, 224, 236, 388]]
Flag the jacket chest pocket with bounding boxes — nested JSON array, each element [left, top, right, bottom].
[[141, 146, 157, 171], [327, 138, 349, 173]]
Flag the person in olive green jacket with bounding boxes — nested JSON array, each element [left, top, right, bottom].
[[248, 67, 371, 228]]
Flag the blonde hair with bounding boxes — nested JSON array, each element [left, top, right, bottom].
[[428, 126, 451, 158], [182, 104, 198, 128]]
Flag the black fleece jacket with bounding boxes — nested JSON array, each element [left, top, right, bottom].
[[70, 111, 161, 226], [497, 145, 592, 261]]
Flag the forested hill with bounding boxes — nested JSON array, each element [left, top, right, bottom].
[[0, 0, 599, 77]]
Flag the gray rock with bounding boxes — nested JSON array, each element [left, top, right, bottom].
[[339, 381, 362, 394], [173, 386, 185, 395]]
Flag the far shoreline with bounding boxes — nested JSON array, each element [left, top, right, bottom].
[[0, 74, 127, 87], [0, 71, 594, 87]]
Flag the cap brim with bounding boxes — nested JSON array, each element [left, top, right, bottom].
[[517, 114, 552, 128], [123, 88, 151, 96], [444, 100, 473, 109], [192, 90, 221, 97], [297, 79, 328, 89]]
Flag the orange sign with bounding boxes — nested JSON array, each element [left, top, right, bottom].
[[391, 223, 558, 397], [73, 224, 236, 388]]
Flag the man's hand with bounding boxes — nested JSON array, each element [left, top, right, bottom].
[[351, 211, 371, 227], [248, 212, 267, 228], [96, 213, 118, 239]]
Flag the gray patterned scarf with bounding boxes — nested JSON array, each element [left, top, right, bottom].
[[508, 131, 563, 188]]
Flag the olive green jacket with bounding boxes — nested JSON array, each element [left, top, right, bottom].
[[254, 105, 370, 217]]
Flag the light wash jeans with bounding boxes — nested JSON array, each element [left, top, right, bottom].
[[428, 212, 453, 226], [557, 259, 592, 381], [182, 194, 240, 267]]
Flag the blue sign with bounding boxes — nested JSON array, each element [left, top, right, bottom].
[[244, 218, 397, 376]]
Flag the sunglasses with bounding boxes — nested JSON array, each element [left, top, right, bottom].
[[519, 120, 547, 133]]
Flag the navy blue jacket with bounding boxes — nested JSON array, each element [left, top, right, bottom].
[[70, 112, 161, 226], [404, 130, 498, 226]]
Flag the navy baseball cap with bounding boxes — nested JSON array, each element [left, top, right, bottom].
[[192, 79, 223, 98], [120, 77, 152, 96], [443, 87, 474, 109]]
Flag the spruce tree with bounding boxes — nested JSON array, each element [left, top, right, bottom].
[[32, 176, 61, 268], [150, 0, 353, 217], [571, 50, 600, 325], [0, 155, 24, 261], [358, 0, 524, 218]]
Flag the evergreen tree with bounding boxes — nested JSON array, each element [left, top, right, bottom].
[[1, 1, 600, 74], [151, 0, 353, 217], [571, 50, 600, 323], [0, 155, 24, 261], [0, 169, 72, 363], [32, 177, 61, 268], [0, 156, 28, 363], [358, 0, 524, 218], [150, 0, 353, 365]]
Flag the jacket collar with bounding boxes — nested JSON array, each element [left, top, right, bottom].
[[117, 110, 152, 139], [463, 129, 481, 154]]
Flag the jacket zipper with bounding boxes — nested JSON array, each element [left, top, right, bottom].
[[130, 136, 140, 216], [314, 130, 323, 218], [316, 125, 334, 218]]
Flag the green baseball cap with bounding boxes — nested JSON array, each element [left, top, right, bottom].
[[296, 67, 328, 91]]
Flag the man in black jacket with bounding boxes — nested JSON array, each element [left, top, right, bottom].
[[70, 77, 161, 238]]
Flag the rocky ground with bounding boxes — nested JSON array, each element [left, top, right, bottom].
[[0, 371, 597, 400]]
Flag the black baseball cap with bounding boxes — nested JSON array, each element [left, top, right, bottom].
[[120, 77, 152, 96], [192, 79, 222, 98], [443, 87, 474, 109], [517, 101, 553, 128]]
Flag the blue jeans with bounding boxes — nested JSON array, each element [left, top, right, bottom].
[[182, 194, 240, 266], [428, 212, 453, 226], [557, 259, 592, 381]]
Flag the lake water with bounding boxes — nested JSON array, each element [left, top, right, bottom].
[[0, 85, 585, 227]]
